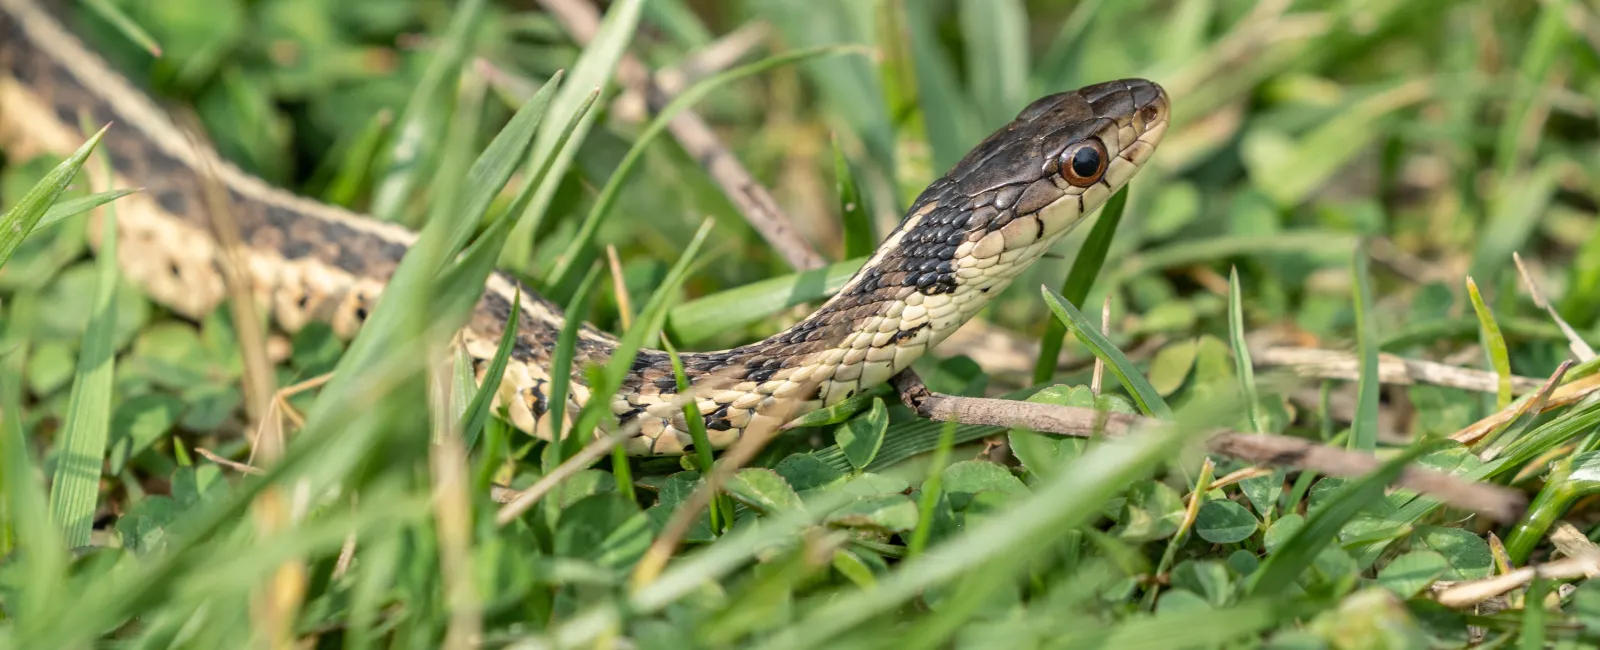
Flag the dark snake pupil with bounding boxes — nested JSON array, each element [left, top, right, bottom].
[[1071, 146, 1101, 178]]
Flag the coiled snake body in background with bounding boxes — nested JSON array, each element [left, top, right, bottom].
[[0, 0, 1169, 455]]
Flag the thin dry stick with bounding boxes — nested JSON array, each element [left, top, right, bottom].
[[890, 372, 1526, 523], [195, 447, 266, 475], [271, 372, 335, 430], [1090, 295, 1110, 394], [495, 414, 654, 525], [1256, 346, 1545, 394], [1513, 252, 1596, 362], [537, 0, 826, 272], [1549, 521, 1600, 575], [330, 494, 360, 580], [606, 244, 633, 330], [619, 22, 772, 119], [183, 118, 304, 650], [1208, 466, 1275, 492]]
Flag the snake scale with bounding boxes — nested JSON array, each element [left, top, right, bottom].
[[0, 0, 1169, 456]]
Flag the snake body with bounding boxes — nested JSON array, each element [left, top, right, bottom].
[[0, 0, 1168, 455]]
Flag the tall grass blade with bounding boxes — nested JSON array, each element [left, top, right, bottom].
[[1350, 242, 1379, 451], [46, 145, 120, 549], [503, 0, 649, 267], [368, 0, 485, 223], [833, 135, 876, 259], [1467, 277, 1514, 410]]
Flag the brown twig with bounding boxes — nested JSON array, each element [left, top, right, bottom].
[[537, 0, 826, 272], [890, 372, 1526, 522]]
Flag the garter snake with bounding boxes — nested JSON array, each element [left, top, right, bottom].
[[0, 0, 1169, 455]]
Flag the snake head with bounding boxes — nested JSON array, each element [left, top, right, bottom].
[[952, 78, 1169, 266], [882, 79, 1169, 303]]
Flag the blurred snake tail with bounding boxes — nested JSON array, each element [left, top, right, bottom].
[[0, 0, 1170, 456]]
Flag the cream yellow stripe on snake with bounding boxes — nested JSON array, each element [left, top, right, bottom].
[[0, 0, 1170, 456]]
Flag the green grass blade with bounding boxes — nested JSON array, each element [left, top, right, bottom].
[[542, 44, 866, 298], [34, 189, 138, 232], [316, 109, 394, 207], [874, 0, 929, 206], [781, 384, 886, 430], [665, 257, 865, 346], [1084, 599, 1285, 650], [902, 0, 982, 173], [833, 134, 876, 259], [1246, 441, 1440, 596], [368, 0, 485, 223], [1107, 231, 1359, 285], [1470, 162, 1560, 284], [1033, 186, 1128, 385], [0, 125, 108, 270], [80, 0, 163, 57], [503, 0, 648, 268], [906, 420, 956, 558], [459, 289, 520, 451], [1, 297, 66, 633], [1228, 267, 1263, 434], [318, 69, 558, 399], [1041, 286, 1173, 419], [549, 264, 604, 464], [957, 0, 1029, 128], [1467, 277, 1514, 410], [662, 336, 734, 533], [1350, 242, 1379, 452], [1242, 81, 1432, 207], [46, 149, 119, 549]]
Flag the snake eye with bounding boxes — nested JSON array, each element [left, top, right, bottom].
[[1059, 139, 1108, 187]]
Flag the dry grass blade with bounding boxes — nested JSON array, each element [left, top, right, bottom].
[[1450, 365, 1599, 445]]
